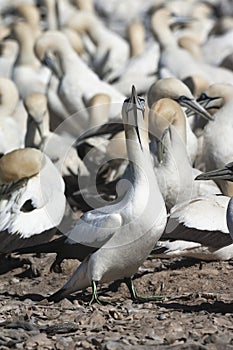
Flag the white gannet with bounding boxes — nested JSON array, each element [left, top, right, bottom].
[[153, 194, 233, 261], [34, 31, 125, 135], [151, 8, 233, 85], [24, 93, 89, 177], [0, 148, 65, 254], [174, 2, 215, 45], [48, 86, 167, 303], [150, 98, 220, 211], [196, 162, 233, 241], [147, 77, 213, 164], [197, 83, 233, 195], [12, 21, 51, 99], [0, 39, 19, 79], [68, 10, 130, 81], [111, 41, 160, 96], [14, 2, 41, 39], [202, 27, 233, 66], [0, 78, 23, 154]]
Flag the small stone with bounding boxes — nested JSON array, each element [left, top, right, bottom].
[[81, 340, 92, 349], [26, 333, 52, 348], [158, 313, 167, 320], [10, 277, 20, 284]]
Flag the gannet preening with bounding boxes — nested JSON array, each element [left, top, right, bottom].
[[0, 148, 65, 254], [197, 83, 233, 196], [24, 93, 89, 177], [196, 163, 233, 240], [48, 86, 167, 303]]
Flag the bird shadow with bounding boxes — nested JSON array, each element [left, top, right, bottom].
[[0, 291, 45, 302], [156, 299, 233, 315], [0, 256, 30, 275]]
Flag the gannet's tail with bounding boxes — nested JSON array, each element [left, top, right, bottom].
[[48, 259, 90, 302]]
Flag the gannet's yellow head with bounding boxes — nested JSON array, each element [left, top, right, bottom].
[[0, 148, 43, 184], [24, 93, 48, 124]]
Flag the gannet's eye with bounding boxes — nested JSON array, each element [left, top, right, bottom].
[[138, 97, 145, 109], [178, 95, 190, 102], [226, 162, 233, 171], [20, 200, 36, 212], [198, 93, 208, 101], [170, 12, 177, 18]]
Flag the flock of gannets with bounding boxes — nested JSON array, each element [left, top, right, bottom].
[[0, 0, 233, 303]]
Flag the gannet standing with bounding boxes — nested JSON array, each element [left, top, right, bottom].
[[48, 86, 167, 303]]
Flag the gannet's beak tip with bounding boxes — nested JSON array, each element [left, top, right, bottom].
[[195, 166, 233, 182], [194, 174, 202, 181], [131, 85, 137, 103], [182, 97, 214, 121]]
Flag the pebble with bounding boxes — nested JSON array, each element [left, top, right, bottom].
[[158, 314, 167, 320]]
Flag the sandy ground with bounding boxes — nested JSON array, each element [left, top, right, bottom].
[[0, 252, 233, 350]]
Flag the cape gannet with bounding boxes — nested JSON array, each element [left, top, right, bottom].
[[0, 148, 65, 254], [34, 31, 125, 135], [150, 98, 220, 210], [47, 86, 167, 303], [148, 77, 213, 164], [24, 93, 89, 177], [196, 163, 233, 241], [197, 83, 233, 196], [0, 78, 23, 154]]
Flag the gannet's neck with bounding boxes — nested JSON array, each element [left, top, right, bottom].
[[0, 78, 19, 116], [151, 11, 177, 50], [13, 23, 39, 67]]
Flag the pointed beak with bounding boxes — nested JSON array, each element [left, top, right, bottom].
[[157, 127, 170, 163], [35, 121, 47, 150], [42, 53, 63, 79], [125, 85, 144, 149], [173, 14, 194, 24], [195, 165, 233, 182], [179, 97, 214, 121]]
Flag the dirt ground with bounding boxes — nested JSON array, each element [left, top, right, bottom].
[[0, 252, 233, 350]]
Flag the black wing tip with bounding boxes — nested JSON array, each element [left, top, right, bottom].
[[47, 288, 67, 303]]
